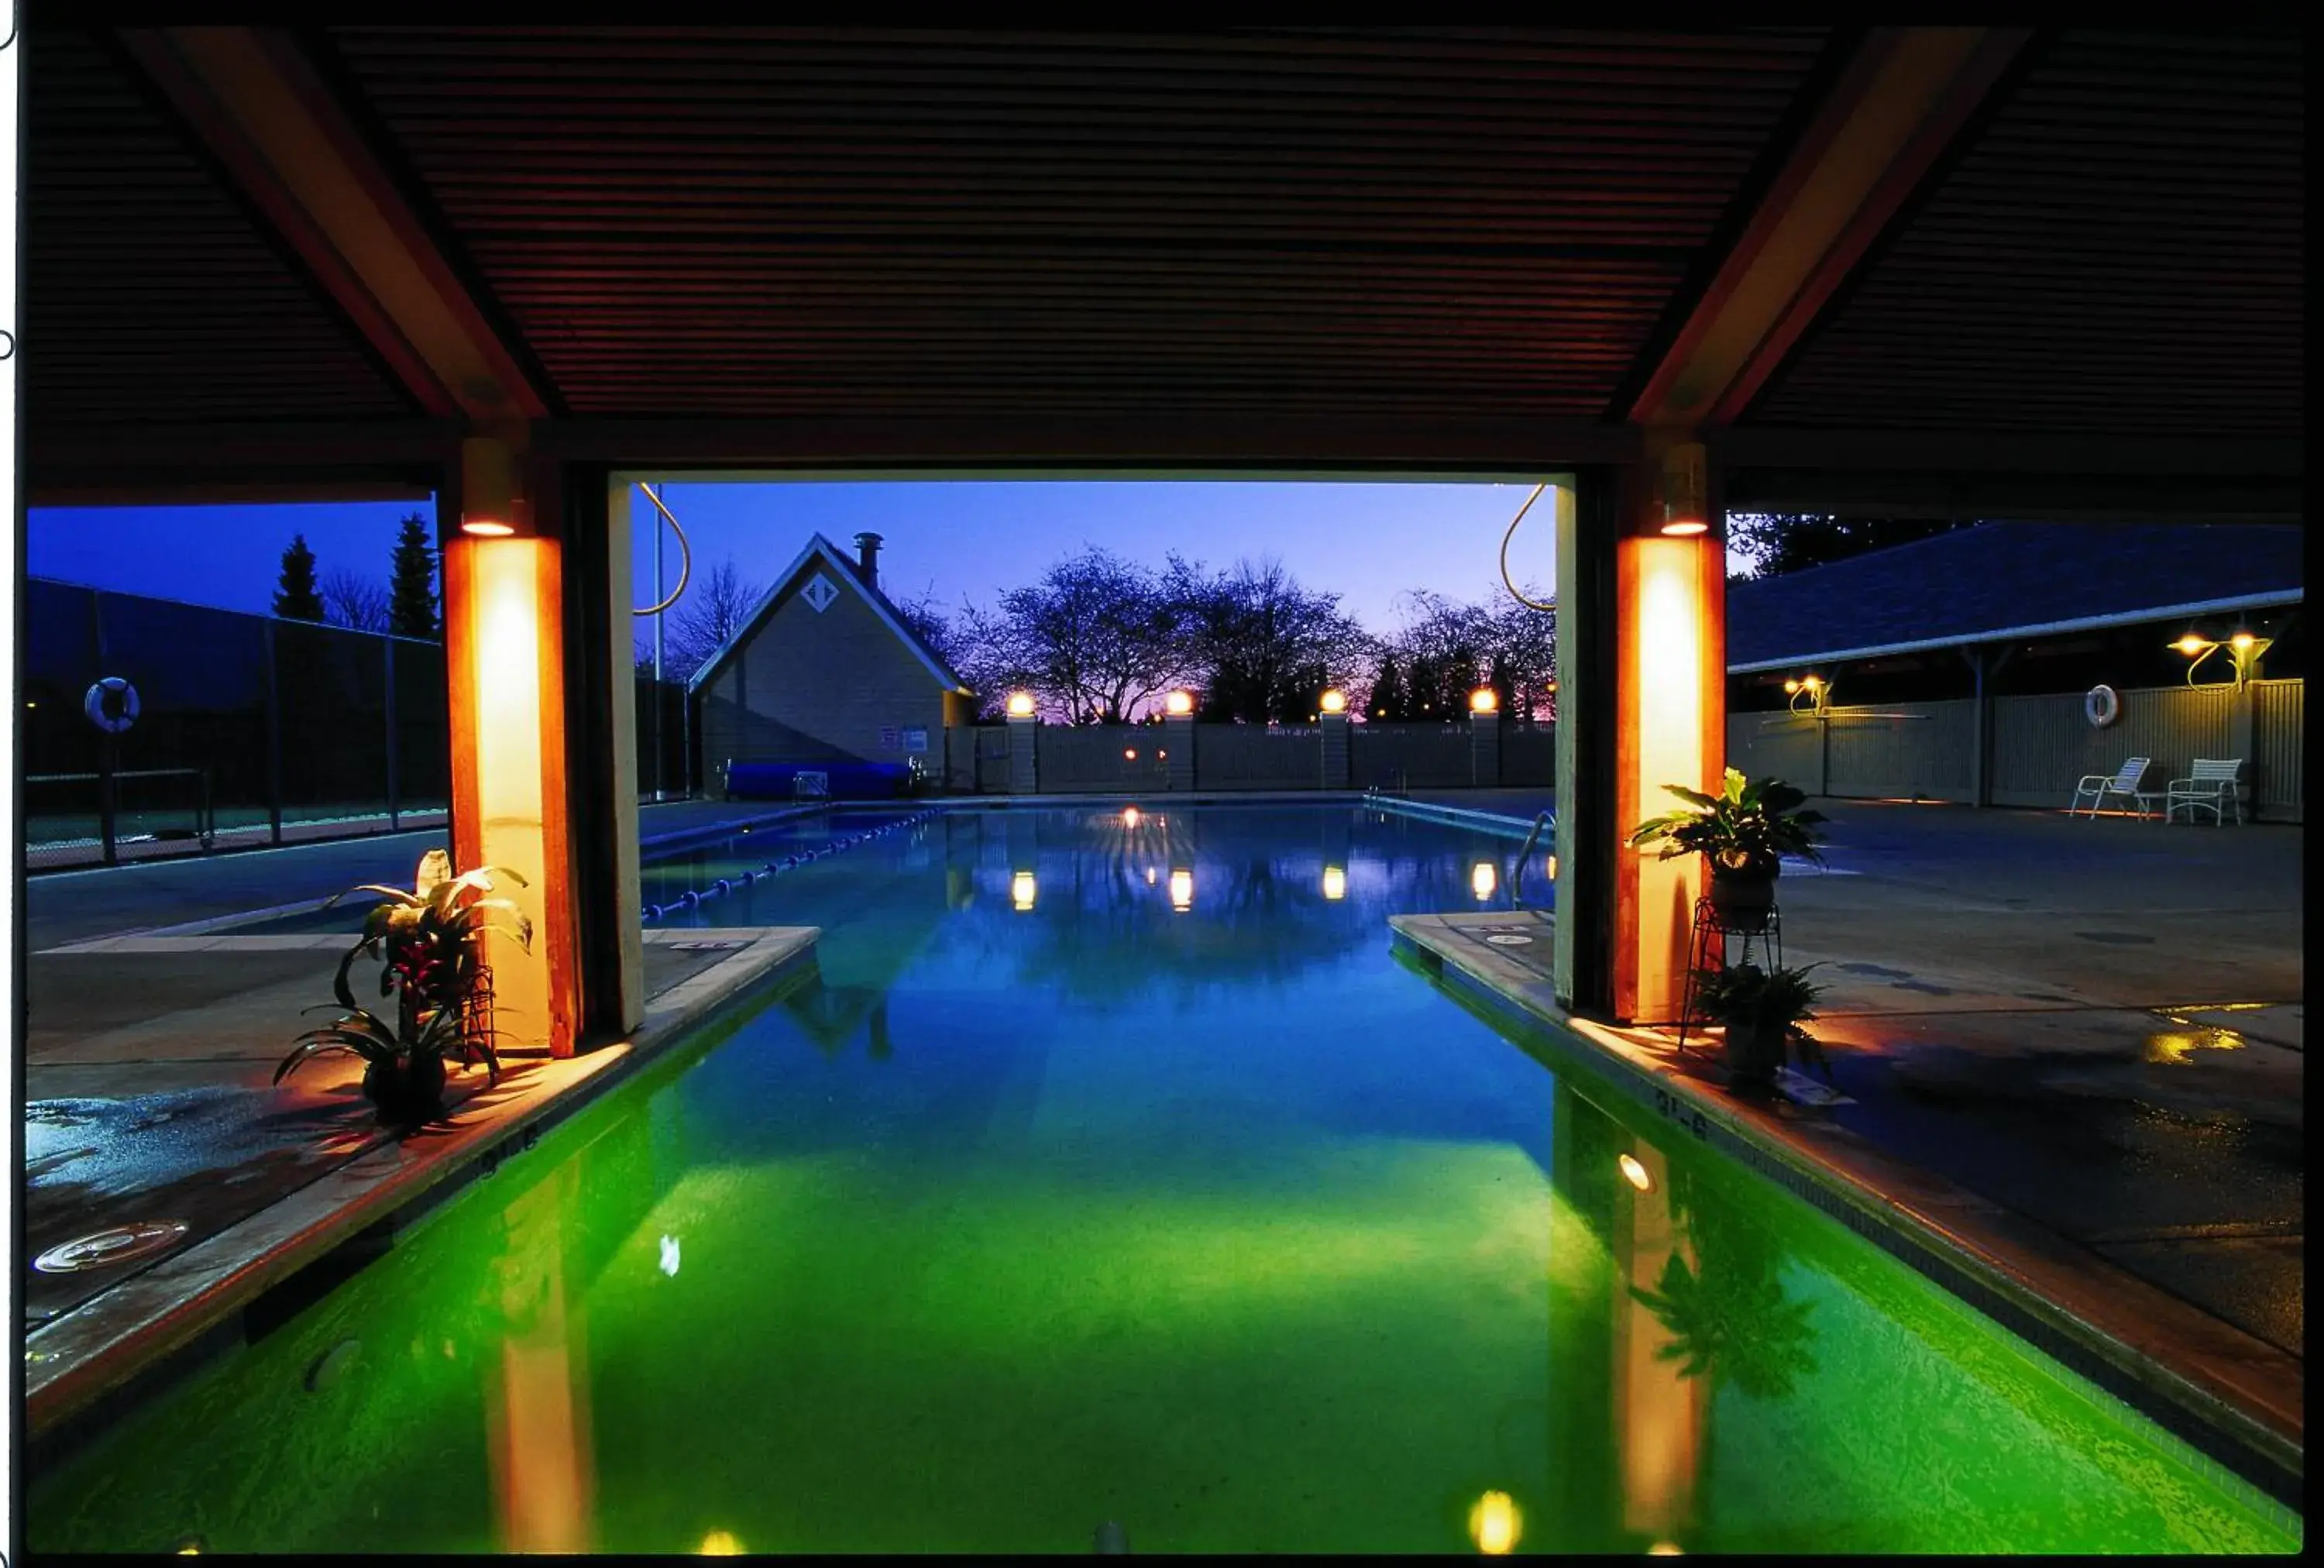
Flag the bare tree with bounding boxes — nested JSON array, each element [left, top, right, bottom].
[[319, 568, 392, 633], [661, 558, 765, 679]]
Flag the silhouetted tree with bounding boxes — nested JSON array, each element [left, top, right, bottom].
[[320, 568, 391, 632], [1367, 654, 1406, 720], [387, 514, 440, 639], [273, 535, 325, 622], [662, 558, 765, 679], [1728, 514, 1971, 579]]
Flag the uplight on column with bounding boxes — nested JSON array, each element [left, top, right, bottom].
[[1658, 442, 1710, 536]]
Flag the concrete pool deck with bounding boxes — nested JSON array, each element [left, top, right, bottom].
[[22, 923, 819, 1445]]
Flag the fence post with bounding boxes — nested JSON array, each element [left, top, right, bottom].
[[263, 621, 284, 846], [98, 732, 119, 866], [383, 633, 401, 831], [1320, 710, 1351, 789], [1470, 709, 1502, 788], [1165, 713, 1195, 791], [1008, 712, 1039, 794]]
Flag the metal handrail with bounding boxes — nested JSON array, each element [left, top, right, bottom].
[[1509, 807, 1554, 907]]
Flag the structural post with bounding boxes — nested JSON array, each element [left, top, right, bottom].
[[1320, 710, 1352, 789], [263, 620, 284, 846], [442, 436, 579, 1055], [1164, 713, 1196, 791], [1470, 707, 1502, 788], [1559, 446, 1728, 1027], [382, 631, 401, 831], [1007, 712, 1039, 794]]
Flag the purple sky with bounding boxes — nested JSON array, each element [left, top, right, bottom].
[[27, 481, 1566, 638]]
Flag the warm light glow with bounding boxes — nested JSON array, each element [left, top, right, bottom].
[[1544, 854, 1557, 881], [1145, 867, 1157, 885], [1320, 688, 1348, 714], [1168, 868, 1194, 910], [1164, 689, 1195, 716], [462, 518, 516, 538], [700, 1531, 744, 1556], [1648, 1544, 1684, 1556], [1011, 872, 1037, 911], [2172, 634, 2209, 656], [1122, 806, 1142, 828], [1659, 520, 1709, 537], [1469, 1491, 1521, 1556], [1783, 679, 1800, 694], [1469, 687, 1499, 714], [470, 538, 552, 1050], [658, 1236, 680, 1277], [1006, 691, 1037, 717], [1472, 861, 1498, 901], [1124, 748, 1139, 760], [2231, 631, 2256, 652], [1633, 535, 1708, 1022], [1802, 674, 1823, 690], [1322, 866, 1347, 901], [1618, 1153, 1654, 1192]]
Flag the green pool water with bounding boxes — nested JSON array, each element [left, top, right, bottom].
[[26, 805, 2298, 1553]]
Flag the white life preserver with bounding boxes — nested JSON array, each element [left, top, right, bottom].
[[84, 676, 141, 734], [2084, 684, 2121, 728]]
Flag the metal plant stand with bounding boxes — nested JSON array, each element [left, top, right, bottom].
[[1675, 896, 1783, 1056]]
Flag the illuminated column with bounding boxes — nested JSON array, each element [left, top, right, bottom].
[[1005, 693, 1038, 794], [1470, 689, 1503, 787], [1319, 702, 1352, 788], [443, 435, 579, 1054], [1556, 447, 1725, 1026], [1164, 689, 1197, 791]]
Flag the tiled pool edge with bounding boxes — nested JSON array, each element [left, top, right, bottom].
[[1389, 915, 2305, 1523], [22, 925, 820, 1449]]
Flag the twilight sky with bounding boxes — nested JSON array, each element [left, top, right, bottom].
[[27, 480, 1567, 638]]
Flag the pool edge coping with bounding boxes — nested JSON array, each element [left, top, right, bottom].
[[1388, 912, 2305, 1522], [22, 924, 821, 1446]]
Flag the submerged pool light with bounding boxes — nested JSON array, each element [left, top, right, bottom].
[[1168, 868, 1193, 910], [1012, 872, 1037, 911], [1322, 865, 1346, 901], [1469, 1491, 1521, 1555], [1618, 1153, 1654, 1193], [1471, 861, 1497, 902]]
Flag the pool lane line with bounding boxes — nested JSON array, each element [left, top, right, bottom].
[[642, 806, 947, 921]]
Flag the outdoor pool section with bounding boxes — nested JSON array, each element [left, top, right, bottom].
[[25, 805, 2300, 1554]]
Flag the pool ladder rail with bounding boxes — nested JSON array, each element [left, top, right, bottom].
[[1508, 808, 1554, 909]]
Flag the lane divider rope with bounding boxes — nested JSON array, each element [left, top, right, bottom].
[[643, 808, 945, 922]]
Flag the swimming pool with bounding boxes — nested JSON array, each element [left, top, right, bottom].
[[25, 805, 2299, 1553]]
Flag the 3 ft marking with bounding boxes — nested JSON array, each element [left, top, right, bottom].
[[1653, 1088, 1710, 1142]]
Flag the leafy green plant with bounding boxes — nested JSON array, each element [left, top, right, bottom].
[[1628, 766, 1827, 875], [325, 854, 531, 1022], [1690, 961, 1824, 1031], [273, 1002, 496, 1127]]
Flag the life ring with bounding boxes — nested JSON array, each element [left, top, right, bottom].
[[84, 677, 141, 734], [2084, 684, 2121, 728]]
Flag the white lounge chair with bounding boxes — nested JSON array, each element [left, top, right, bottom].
[[2166, 758, 2244, 825], [2070, 758, 2159, 819]]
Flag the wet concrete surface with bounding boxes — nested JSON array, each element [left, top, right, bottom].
[[22, 934, 773, 1327]]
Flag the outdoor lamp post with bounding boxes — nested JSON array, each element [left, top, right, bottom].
[[2171, 630, 2271, 688]]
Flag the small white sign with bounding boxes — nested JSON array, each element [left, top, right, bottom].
[[802, 574, 839, 613], [880, 725, 900, 749], [902, 727, 930, 754]]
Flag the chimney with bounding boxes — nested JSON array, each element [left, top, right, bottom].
[[853, 531, 883, 590]]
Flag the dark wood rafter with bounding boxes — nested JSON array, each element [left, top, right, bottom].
[[112, 26, 551, 431]]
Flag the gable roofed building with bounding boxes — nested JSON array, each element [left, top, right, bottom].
[[691, 531, 975, 787]]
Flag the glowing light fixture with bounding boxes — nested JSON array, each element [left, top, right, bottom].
[[1124, 748, 1139, 761], [1164, 689, 1195, 716], [1472, 861, 1498, 902], [1618, 1153, 1654, 1192], [1544, 854, 1557, 882], [2231, 631, 2257, 652], [1145, 867, 1157, 885], [2171, 634, 2209, 656], [460, 518, 516, 538], [1469, 1491, 1521, 1556], [2171, 628, 2271, 687], [1122, 806, 1142, 828], [1320, 688, 1348, 714], [658, 1235, 681, 1277], [1012, 872, 1037, 911], [1322, 866, 1347, 901], [1006, 691, 1037, 718], [1168, 868, 1194, 911], [1469, 687, 1499, 714], [1648, 1544, 1684, 1556], [459, 436, 531, 538], [1658, 440, 1708, 536], [1660, 519, 1709, 537], [700, 1531, 745, 1556]]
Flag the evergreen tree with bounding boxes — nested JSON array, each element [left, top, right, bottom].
[[1369, 654, 1404, 720], [273, 535, 325, 622], [387, 514, 440, 639]]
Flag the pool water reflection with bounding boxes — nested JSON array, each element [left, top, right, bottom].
[[24, 807, 2296, 1554]]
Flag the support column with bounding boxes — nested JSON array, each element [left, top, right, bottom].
[[1470, 706, 1502, 787], [1961, 644, 2015, 808], [1556, 449, 1727, 1027], [1320, 710, 1351, 788], [1165, 713, 1196, 791], [442, 435, 579, 1055], [1007, 712, 1038, 794]]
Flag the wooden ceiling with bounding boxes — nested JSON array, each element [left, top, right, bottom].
[[19, 26, 2305, 498]]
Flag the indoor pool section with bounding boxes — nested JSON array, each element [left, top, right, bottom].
[[26, 806, 2299, 1554]]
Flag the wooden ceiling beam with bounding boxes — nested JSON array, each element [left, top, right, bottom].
[[1628, 27, 2032, 432], [114, 27, 548, 431]]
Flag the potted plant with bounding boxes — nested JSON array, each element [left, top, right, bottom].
[[1628, 767, 1827, 930], [276, 851, 529, 1126], [1689, 960, 1824, 1091]]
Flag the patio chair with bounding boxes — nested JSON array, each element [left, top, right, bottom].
[[2069, 757, 2158, 819], [2165, 758, 2245, 825]]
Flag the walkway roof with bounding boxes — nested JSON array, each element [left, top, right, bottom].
[[22, 27, 2303, 514]]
